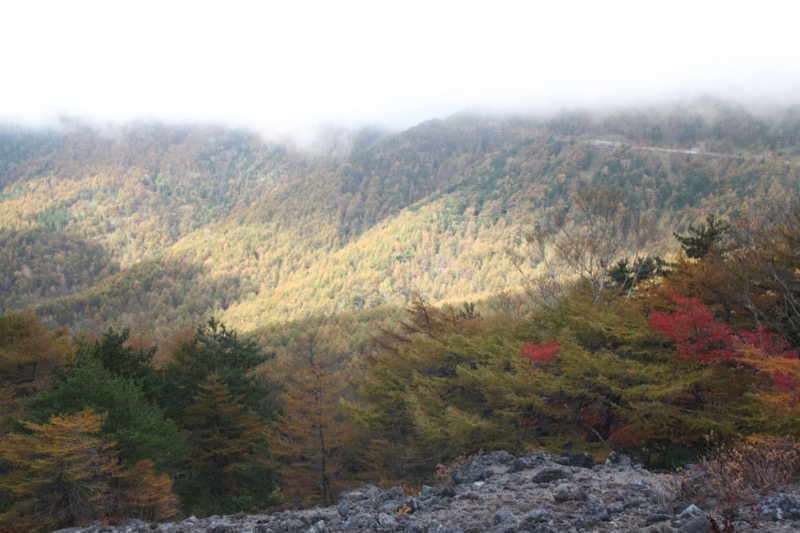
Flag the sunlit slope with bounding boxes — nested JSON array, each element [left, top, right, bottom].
[[2, 100, 800, 338]]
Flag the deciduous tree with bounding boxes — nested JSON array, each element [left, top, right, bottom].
[[0, 410, 117, 531], [270, 334, 361, 507], [114, 459, 179, 522]]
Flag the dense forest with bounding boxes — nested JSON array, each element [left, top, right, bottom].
[[2, 99, 799, 340], [2, 99, 800, 530]]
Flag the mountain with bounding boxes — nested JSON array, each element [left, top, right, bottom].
[[2, 99, 799, 340]]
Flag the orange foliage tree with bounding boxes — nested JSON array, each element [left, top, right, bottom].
[[269, 334, 362, 507], [114, 459, 179, 522], [0, 409, 180, 531], [0, 311, 72, 432]]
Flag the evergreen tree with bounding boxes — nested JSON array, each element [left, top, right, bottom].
[[182, 373, 277, 514], [674, 214, 729, 259], [25, 357, 187, 471], [76, 327, 159, 397], [160, 317, 276, 420]]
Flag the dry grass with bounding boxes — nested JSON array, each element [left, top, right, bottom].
[[676, 435, 800, 524]]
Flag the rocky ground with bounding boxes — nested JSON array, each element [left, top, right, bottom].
[[55, 451, 800, 533]]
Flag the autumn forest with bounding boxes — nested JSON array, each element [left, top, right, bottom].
[[2, 99, 800, 530]]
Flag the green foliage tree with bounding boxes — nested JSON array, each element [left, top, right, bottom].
[[159, 317, 276, 420], [25, 355, 187, 471], [78, 327, 157, 388], [182, 373, 277, 514], [674, 214, 729, 258], [608, 255, 671, 295], [158, 318, 280, 515]]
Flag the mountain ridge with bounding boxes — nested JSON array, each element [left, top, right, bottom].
[[2, 99, 799, 340]]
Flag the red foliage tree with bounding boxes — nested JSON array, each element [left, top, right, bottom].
[[648, 293, 737, 363], [650, 293, 800, 409], [735, 327, 799, 359], [770, 371, 799, 391], [521, 340, 560, 370], [609, 424, 648, 448], [734, 327, 800, 392]]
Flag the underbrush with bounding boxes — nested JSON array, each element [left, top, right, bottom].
[[675, 435, 800, 529]]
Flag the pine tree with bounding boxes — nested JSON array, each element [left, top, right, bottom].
[[674, 214, 729, 259], [25, 356, 187, 471], [182, 373, 276, 514], [76, 327, 159, 395], [160, 317, 276, 420]]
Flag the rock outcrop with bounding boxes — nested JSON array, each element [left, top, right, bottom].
[[54, 451, 800, 533]]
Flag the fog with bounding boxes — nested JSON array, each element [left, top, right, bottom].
[[3, 0, 799, 144]]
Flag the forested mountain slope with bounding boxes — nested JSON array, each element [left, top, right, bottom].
[[2, 100, 799, 339]]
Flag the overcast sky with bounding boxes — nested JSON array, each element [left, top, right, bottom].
[[2, 0, 799, 142]]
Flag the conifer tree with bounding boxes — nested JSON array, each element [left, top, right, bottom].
[[160, 317, 276, 420], [0, 410, 117, 531], [270, 334, 361, 507], [674, 214, 729, 259], [26, 356, 187, 471], [115, 459, 180, 522], [77, 327, 159, 396], [0, 311, 72, 432], [182, 373, 276, 514]]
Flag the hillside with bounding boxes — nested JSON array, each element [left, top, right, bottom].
[[3, 129, 800, 527], [2, 99, 800, 340]]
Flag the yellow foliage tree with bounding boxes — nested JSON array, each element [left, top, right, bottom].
[[734, 339, 800, 430], [0, 311, 72, 433], [0, 409, 181, 530], [0, 409, 117, 531]]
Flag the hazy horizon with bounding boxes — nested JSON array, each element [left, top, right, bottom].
[[3, 1, 799, 144]]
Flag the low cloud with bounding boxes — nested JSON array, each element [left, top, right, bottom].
[[2, 1, 799, 143]]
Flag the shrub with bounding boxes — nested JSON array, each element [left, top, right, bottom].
[[677, 435, 800, 525]]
